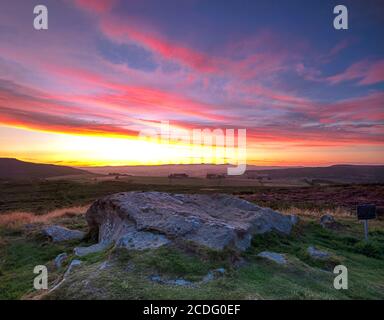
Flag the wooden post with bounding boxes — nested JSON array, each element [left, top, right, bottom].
[[363, 220, 369, 241]]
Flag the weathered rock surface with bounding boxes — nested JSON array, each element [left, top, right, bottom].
[[289, 215, 300, 225], [49, 259, 82, 293], [307, 246, 331, 260], [85, 192, 294, 252], [74, 243, 109, 257], [257, 251, 287, 265], [320, 214, 334, 225], [202, 268, 226, 282], [64, 259, 82, 278], [319, 214, 341, 230], [115, 227, 171, 250], [98, 261, 112, 271], [42, 225, 85, 242], [149, 275, 193, 287], [54, 253, 68, 269]]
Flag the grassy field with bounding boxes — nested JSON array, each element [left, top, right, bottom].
[[1, 213, 383, 300], [0, 180, 383, 300], [1, 179, 383, 214]]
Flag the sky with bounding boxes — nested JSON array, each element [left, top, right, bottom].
[[0, 0, 383, 167]]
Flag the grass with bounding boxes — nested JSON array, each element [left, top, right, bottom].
[[0, 180, 136, 214], [44, 221, 384, 300], [112, 246, 230, 282], [0, 228, 74, 299], [0, 211, 93, 299], [244, 218, 384, 299], [1, 180, 383, 215], [1, 214, 383, 300]]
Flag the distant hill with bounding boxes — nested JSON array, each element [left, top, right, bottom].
[[246, 165, 384, 183], [79, 164, 288, 177], [0, 158, 89, 180]]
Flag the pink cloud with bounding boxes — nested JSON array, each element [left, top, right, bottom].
[[319, 38, 356, 63], [1, 0, 382, 155], [318, 91, 384, 122], [72, 86, 230, 122], [99, 17, 220, 74], [359, 60, 384, 85], [329, 39, 352, 57], [98, 17, 294, 80], [72, 0, 118, 14], [295, 63, 322, 82], [327, 59, 384, 85]]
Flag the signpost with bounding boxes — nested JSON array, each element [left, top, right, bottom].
[[357, 204, 376, 240]]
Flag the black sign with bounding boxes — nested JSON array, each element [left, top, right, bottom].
[[357, 204, 376, 220]]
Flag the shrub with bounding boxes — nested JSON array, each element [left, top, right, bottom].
[[354, 240, 383, 258]]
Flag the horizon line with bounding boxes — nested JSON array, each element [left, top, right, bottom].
[[2, 158, 384, 168]]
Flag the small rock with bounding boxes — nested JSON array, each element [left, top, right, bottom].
[[49, 259, 82, 293], [149, 275, 163, 283], [149, 275, 192, 286], [307, 246, 330, 260], [214, 267, 226, 274], [64, 259, 82, 278], [42, 225, 85, 242], [202, 272, 214, 282], [257, 251, 287, 265], [289, 215, 299, 225], [319, 214, 340, 229], [74, 243, 108, 257], [171, 279, 192, 286], [54, 253, 68, 269], [99, 261, 110, 270], [320, 214, 334, 225], [202, 268, 225, 283]]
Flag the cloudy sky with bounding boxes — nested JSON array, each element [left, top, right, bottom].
[[0, 0, 383, 166]]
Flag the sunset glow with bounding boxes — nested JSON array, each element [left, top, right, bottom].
[[0, 0, 383, 166]]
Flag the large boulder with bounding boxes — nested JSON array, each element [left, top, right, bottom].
[[85, 192, 293, 252]]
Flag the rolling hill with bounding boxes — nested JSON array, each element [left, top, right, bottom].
[[0, 158, 89, 180], [246, 165, 384, 183]]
